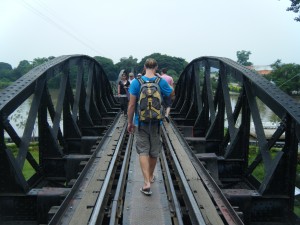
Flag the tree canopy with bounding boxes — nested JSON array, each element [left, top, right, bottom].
[[137, 53, 188, 81], [287, 0, 300, 22], [0, 54, 189, 87], [0, 62, 13, 80], [114, 55, 138, 76], [0, 62, 12, 71], [94, 56, 117, 80], [236, 50, 253, 66], [265, 61, 300, 95]]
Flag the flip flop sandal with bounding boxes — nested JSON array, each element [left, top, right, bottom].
[[150, 175, 156, 183], [140, 187, 152, 196]]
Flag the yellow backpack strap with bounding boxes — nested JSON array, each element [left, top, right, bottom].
[[154, 76, 161, 84], [137, 77, 145, 85]]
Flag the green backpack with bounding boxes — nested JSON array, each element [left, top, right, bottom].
[[137, 76, 164, 126]]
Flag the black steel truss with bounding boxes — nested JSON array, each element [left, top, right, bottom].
[[172, 56, 300, 224], [0, 55, 119, 194]]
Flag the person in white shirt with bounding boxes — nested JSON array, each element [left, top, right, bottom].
[[128, 72, 135, 83]]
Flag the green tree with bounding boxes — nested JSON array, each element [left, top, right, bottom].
[[0, 62, 12, 71], [265, 62, 300, 95], [94, 56, 117, 81], [31, 57, 54, 68], [0, 62, 13, 80], [137, 53, 188, 79], [270, 59, 282, 70], [13, 60, 34, 81], [115, 56, 138, 76], [236, 50, 253, 66], [287, 0, 300, 22]]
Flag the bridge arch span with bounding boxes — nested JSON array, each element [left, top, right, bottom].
[[0, 54, 119, 193]]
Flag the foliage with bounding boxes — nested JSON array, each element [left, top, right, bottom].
[[287, 0, 300, 22], [0, 62, 12, 71], [137, 53, 188, 79], [228, 83, 242, 93], [0, 79, 12, 89], [265, 61, 300, 95], [0, 54, 188, 86], [94, 56, 118, 81], [270, 59, 283, 70], [8, 142, 39, 180], [115, 55, 138, 77], [0, 62, 13, 81], [236, 50, 253, 66], [31, 57, 54, 68], [0, 57, 56, 89], [13, 60, 34, 81]]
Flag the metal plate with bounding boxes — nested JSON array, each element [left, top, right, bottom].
[[123, 138, 172, 225]]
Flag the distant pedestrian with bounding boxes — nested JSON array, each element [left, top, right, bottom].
[[128, 72, 135, 83], [118, 73, 130, 115], [160, 68, 174, 122]]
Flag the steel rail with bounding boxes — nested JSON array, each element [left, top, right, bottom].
[[89, 121, 128, 225], [160, 143, 184, 225], [169, 121, 244, 225], [48, 113, 121, 225], [161, 125, 206, 225], [109, 132, 133, 225]]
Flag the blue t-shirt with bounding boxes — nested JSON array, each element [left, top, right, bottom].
[[129, 76, 173, 126]]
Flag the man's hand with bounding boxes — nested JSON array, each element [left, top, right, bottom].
[[127, 122, 135, 134]]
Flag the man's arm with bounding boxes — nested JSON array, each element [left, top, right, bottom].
[[127, 94, 136, 133], [170, 88, 175, 98]]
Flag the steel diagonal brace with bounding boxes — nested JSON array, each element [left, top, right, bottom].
[[16, 77, 46, 169]]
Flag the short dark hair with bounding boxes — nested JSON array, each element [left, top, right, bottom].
[[161, 68, 168, 74]]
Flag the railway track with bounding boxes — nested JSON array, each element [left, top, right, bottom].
[[46, 114, 243, 225]]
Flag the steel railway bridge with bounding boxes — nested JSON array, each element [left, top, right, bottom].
[[0, 55, 300, 225]]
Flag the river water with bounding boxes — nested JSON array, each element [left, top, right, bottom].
[[2, 92, 300, 138]]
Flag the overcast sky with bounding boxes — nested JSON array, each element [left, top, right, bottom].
[[0, 0, 299, 68]]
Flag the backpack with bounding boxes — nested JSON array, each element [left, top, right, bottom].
[[137, 76, 164, 126]]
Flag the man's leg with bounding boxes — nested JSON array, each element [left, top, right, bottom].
[[164, 96, 172, 122], [165, 107, 171, 117], [124, 99, 128, 115], [149, 156, 157, 181], [120, 97, 125, 112], [149, 126, 162, 182], [139, 155, 151, 189]]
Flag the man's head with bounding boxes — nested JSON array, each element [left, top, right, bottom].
[[161, 68, 168, 74], [144, 58, 158, 70], [129, 72, 134, 79]]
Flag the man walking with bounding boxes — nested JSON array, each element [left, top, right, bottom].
[[127, 58, 173, 195]]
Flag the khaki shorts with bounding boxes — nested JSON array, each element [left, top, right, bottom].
[[135, 125, 162, 158]]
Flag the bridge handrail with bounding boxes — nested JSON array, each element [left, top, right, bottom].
[[180, 56, 300, 124]]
